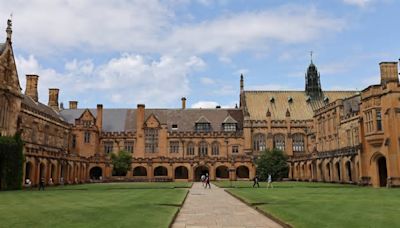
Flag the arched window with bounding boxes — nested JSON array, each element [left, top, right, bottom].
[[0, 95, 9, 129], [274, 134, 285, 151], [199, 141, 208, 156], [145, 128, 158, 153], [211, 141, 219, 155], [253, 133, 266, 151], [292, 134, 305, 153], [186, 142, 195, 155]]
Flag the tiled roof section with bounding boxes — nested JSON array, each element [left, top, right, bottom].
[[244, 90, 358, 120], [0, 43, 5, 54], [60, 108, 243, 132], [343, 94, 361, 116], [21, 95, 65, 121]]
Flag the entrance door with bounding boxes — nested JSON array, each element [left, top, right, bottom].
[[377, 157, 387, 187], [194, 166, 209, 181]]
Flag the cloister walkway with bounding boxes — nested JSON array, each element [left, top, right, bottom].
[[172, 182, 282, 228]]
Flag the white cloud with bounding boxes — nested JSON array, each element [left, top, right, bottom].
[[200, 77, 215, 85], [343, 0, 371, 7], [191, 101, 219, 108], [16, 54, 205, 107], [1, 2, 345, 56]]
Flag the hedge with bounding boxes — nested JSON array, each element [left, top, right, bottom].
[[0, 134, 24, 190]]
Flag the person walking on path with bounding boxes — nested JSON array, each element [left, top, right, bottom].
[[267, 174, 273, 189], [205, 173, 211, 189], [201, 174, 206, 187], [38, 177, 45, 191], [253, 175, 260, 188]]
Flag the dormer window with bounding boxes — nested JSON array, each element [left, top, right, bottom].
[[195, 123, 211, 132], [288, 97, 293, 103], [306, 96, 311, 102], [195, 116, 211, 132], [222, 115, 238, 132], [270, 97, 275, 103], [324, 96, 329, 103], [172, 124, 178, 130], [223, 123, 236, 132]]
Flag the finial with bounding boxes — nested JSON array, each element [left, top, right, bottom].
[[240, 73, 244, 91], [6, 15, 12, 41], [310, 51, 313, 64], [240, 73, 243, 80]]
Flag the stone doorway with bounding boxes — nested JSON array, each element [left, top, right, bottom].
[[377, 156, 387, 187], [89, 167, 102, 180], [194, 166, 209, 181]]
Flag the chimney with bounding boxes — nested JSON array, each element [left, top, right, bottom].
[[137, 104, 145, 127], [69, 101, 78, 109], [96, 104, 103, 131], [380, 62, 399, 85], [25, 75, 39, 102], [181, 97, 186, 109], [48, 88, 59, 111]]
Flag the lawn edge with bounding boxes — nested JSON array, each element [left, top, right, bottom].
[[168, 187, 190, 228], [224, 189, 293, 228]]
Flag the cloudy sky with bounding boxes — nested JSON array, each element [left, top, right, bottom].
[[1, 0, 399, 108]]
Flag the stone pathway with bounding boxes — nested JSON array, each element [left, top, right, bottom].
[[172, 183, 282, 228]]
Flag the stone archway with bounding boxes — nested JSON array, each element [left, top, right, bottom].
[[194, 166, 209, 181], [50, 163, 56, 180], [25, 162, 32, 181], [377, 156, 387, 187], [216, 166, 229, 179], [236, 166, 249, 179], [39, 163, 46, 180], [335, 162, 341, 182], [154, 166, 168, 176], [133, 166, 147, 176], [89, 167, 102, 180], [174, 166, 189, 179], [326, 163, 331, 181], [345, 161, 352, 182]]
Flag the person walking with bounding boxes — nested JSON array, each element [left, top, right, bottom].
[[205, 173, 211, 189], [201, 174, 206, 187], [267, 174, 273, 189], [253, 175, 260, 188], [38, 177, 45, 191]]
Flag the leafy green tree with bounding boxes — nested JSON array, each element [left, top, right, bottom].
[[110, 150, 132, 176], [255, 148, 288, 181]]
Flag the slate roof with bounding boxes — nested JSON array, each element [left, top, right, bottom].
[[0, 43, 5, 55], [244, 90, 358, 120], [21, 95, 65, 121], [59, 108, 243, 132]]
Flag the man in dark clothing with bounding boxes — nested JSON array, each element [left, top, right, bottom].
[[253, 175, 260, 188], [205, 174, 211, 189], [38, 177, 45, 191]]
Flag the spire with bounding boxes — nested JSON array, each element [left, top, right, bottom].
[[6, 15, 12, 41], [305, 52, 322, 97]]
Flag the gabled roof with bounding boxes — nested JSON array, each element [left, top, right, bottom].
[[195, 115, 210, 123], [223, 115, 238, 124], [244, 90, 358, 120]]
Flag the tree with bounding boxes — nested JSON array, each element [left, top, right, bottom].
[[110, 150, 132, 176], [255, 148, 288, 181]]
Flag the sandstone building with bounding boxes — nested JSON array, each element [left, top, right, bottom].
[[1, 20, 399, 187]]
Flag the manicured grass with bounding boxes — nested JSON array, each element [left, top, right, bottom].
[[217, 181, 400, 228], [0, 182, 190, 228]]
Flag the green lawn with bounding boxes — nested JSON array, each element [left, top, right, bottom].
[[215, 181, 400, 228], [0, 182, 191, 228]]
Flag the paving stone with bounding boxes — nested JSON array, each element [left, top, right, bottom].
[[171, 183, 282, 228]]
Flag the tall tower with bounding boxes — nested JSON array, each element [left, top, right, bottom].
[[305, 52, 322, 97]]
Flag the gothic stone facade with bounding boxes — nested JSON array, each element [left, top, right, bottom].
[[1, 20, 399, 187]]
